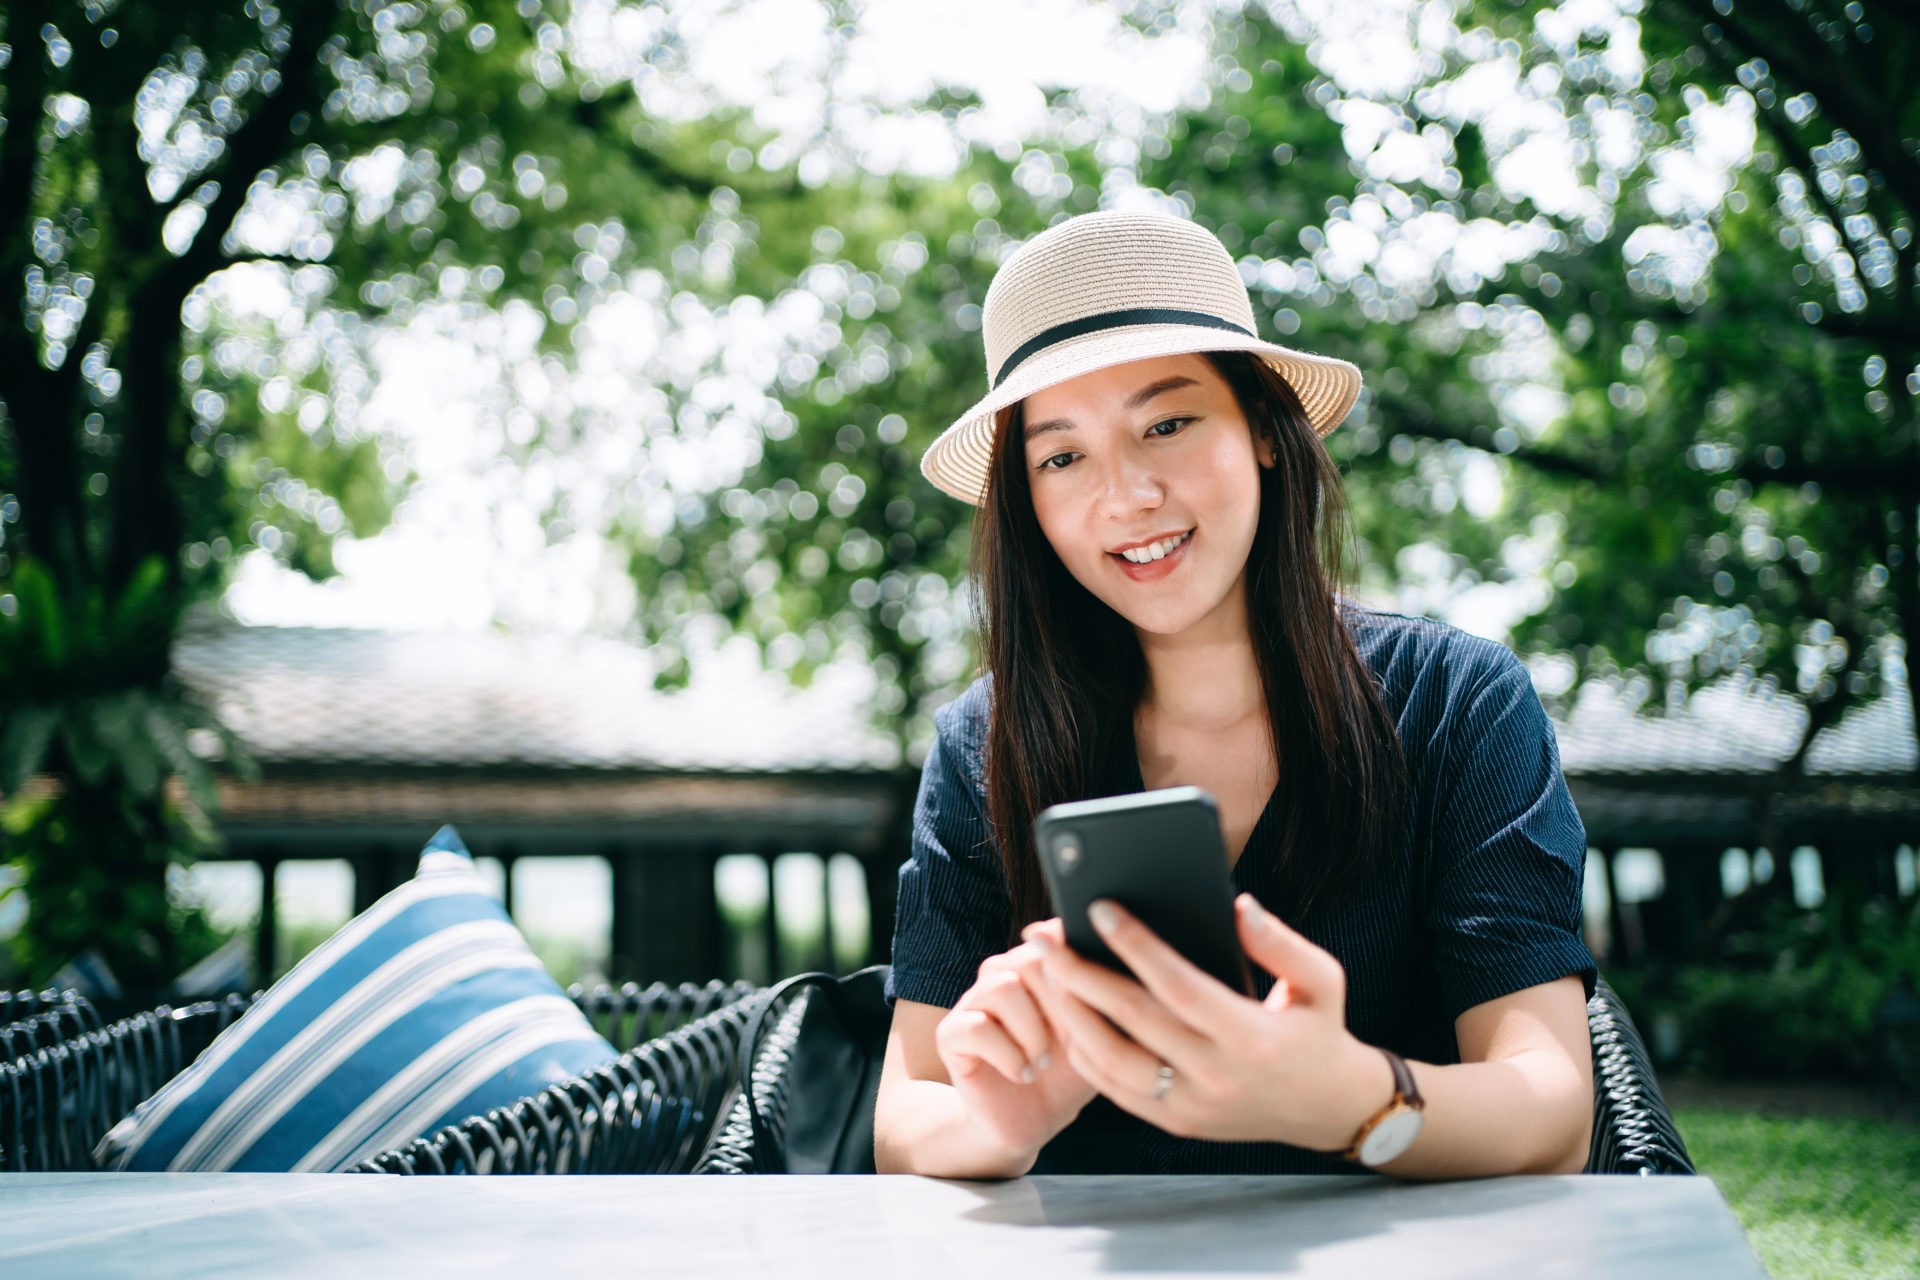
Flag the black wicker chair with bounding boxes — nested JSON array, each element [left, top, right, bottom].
[[1584, 977, 1694, 1174], [695, 971, 1695, 1176], [353, 980, 759, 1175], [1, 993, 255, 1172], [0, 980, 759, 1174], [696, 986, 813, 1174], [0, 989, 105, 1061]]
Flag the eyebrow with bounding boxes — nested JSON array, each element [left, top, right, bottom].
[[1023, 375, 1204, 442]]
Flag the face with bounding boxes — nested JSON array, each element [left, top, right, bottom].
[[1019, 353, 1273, 644]]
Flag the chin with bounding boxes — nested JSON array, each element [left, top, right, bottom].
[[1101, 596, 1217, 639]]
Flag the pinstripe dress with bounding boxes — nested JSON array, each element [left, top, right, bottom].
[[884, 605, 1598, 1174]]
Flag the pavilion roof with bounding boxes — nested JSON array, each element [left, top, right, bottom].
[[172, 623, 1917, 781]]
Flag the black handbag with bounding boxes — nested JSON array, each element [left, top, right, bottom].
[[714, 963, 893, 1174]]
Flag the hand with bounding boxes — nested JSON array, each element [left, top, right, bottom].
[[1024, 894, 1390, 1151], [934, 938, 1100, 1164]]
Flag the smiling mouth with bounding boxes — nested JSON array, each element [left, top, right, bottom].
[[1111, 530, 1193, 564]]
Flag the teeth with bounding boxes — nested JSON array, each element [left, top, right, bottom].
[[1120, 531, 1189, 564]]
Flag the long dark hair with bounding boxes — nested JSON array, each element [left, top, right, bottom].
[[971, 350, 1410, 938]]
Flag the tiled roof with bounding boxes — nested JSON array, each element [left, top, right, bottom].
[[172, 624, 1916, 779], [1553, 669, 1916, 777], [172, 624, 904, 773]]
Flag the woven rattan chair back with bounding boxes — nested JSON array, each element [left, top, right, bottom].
[[352, 980, 759, 1175], [697, 971, 1696, 1175], [0, 996, 251, 1172], [1584, 977, 1694, 1174], [0, 980, 758, 1174]]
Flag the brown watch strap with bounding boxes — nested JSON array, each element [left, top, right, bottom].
[[1382, 1048, 1423, 1108], [1340, 1048, 1423, 1161]]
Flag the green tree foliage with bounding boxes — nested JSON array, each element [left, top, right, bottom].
[[1149, 0, 1918, 791], [0, 0, 822, 990], [9, 0, 1912, 988], [608, 0, 1920, 785], [615, 155, 1080, 739]]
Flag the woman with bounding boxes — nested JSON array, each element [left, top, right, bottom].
[[872, 210, 1597, 1180]]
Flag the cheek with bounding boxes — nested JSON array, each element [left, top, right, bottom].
[[1031, 492, 1093, 568], [1189, 447, 1260, 524]]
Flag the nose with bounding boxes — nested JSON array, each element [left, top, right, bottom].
[[1095, 449, 1165, 521]]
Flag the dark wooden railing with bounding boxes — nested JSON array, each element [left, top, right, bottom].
[[202, 838, 1917, 990]]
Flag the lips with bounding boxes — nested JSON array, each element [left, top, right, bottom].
[[1109, 529, 1193, 563], [1108, 528, 1194, 582]]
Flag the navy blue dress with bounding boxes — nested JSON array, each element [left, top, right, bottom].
[[884, 605, 1598, 1174]]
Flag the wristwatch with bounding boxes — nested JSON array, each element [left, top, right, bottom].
[[1339, 1047, 1425, 1168]]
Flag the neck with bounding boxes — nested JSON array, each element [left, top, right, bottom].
[[1134, 592, 1265, 733]]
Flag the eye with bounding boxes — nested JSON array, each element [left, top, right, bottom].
[[1035, 451, 1080, 472], [1147, 416, 1195, 438]]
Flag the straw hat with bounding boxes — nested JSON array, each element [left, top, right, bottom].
[[920, 209, 1363, 505]]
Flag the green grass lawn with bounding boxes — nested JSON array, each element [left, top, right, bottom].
[[1674, 1107, 1920, 1280]]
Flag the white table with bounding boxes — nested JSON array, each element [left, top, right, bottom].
[[0, 1172, 1768, 1279]]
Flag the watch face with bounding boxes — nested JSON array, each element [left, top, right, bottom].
[[1359, 1107, 1423, 1166]]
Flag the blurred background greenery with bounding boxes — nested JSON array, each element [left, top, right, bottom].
[[2, 3, 1917, 1266], [0, 0, 1915, 1097], [1676, 1105, 1920, 1280]]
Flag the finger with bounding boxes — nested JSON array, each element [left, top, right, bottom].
[[1042, 981, 1162, 1097], [1235, 895, 1344, 1006], [1020, 917, 1067, 949], [1049, 990, 1188, 1131], [939, 1007, 1040, 1085], [1062, 1037, 1136, 1110], [1017, 933, 1083, 1056], [1039, 934, 1208, 1069], [973, 962, 1056, 1068], [1084, 899, 1247, 1033]]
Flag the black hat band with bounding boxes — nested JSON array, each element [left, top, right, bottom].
[[990, 307, 1255, 390]]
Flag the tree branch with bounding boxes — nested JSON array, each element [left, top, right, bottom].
[[1897, 479, 1920, 785], [108, 3, 342, 593], [1771, 549, 1867, 781], [1734, 452, 1919, 498], [0, 0, 54, 286], [1678, 0, 1920, 224], [154, 12, 339, 304], [569, 84, 801, 200], [1681, 0, 1920, 421], [0, 1, 94, 581], [1812, 309, 1920, 349], [1377, 396, 1614, 483], [1387, 392, 1914, 498], [1701, 31, 1864, 255], [223, 252, 319, 270]]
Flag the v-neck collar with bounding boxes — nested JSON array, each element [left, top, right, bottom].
[[1118, 715, 1276, 889]]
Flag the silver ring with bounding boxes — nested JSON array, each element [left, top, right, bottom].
[[1150, 1063, 1175, 1101]]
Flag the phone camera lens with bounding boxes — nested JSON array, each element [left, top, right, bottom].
[[1055, 836, 1081, 870]]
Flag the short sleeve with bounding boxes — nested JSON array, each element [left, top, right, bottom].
[[884, 690, 1013, 1009], [1427, 645, 1598, 1022]]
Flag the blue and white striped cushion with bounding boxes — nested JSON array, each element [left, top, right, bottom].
[[95, 826, 619, 1172]]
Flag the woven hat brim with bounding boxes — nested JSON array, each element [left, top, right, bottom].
[[919, 324, 1363, 505]]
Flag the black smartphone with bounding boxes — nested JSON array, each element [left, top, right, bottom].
[[1032, 786, 1254, 996]]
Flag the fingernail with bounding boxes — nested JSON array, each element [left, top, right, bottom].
[[1020, 1065, 1035, 1084], [1037, 1053, 1052, 1071], [1028, 933, 1053, 954], [1089, 900, 1118, 933]]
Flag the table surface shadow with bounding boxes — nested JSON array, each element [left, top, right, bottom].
[[0, 1172, 1769, 1280]]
